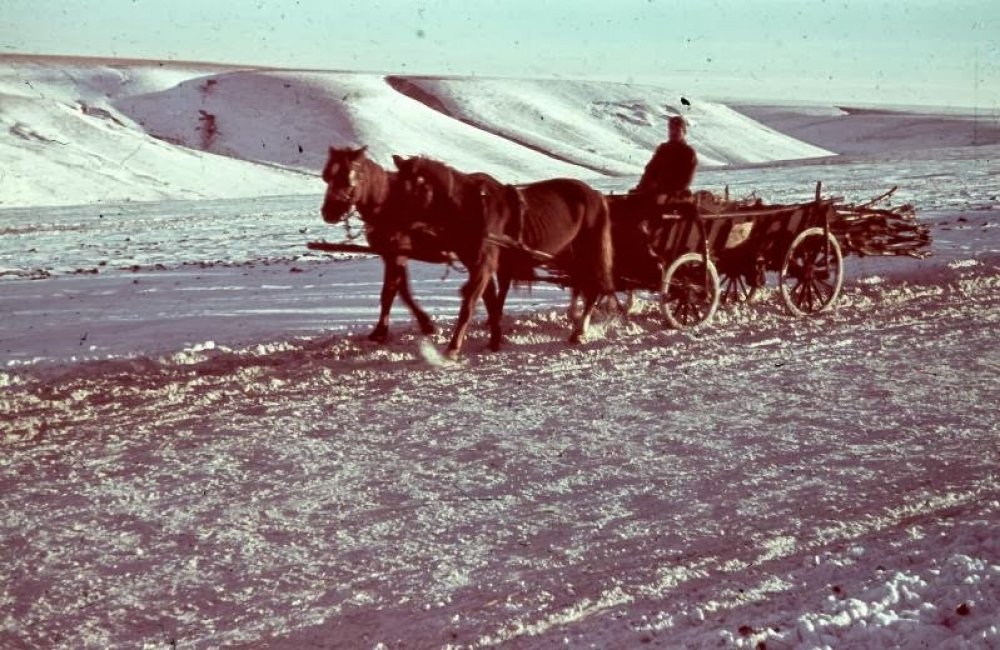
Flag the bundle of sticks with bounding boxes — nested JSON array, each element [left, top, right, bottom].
[[829, 186, 931, 258]]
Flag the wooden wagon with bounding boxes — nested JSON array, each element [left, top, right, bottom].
[[607, 182, 844, 329], [307, 183, 928, 332]]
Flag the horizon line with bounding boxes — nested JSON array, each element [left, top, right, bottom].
[[3, 51, 996, 113]]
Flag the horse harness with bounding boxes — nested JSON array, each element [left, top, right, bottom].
[[508, 185, 528, 246]]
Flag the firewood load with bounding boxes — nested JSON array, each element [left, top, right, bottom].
[[829, 187, 931, 259]]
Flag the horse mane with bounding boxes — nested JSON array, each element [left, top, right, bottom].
[[407, 155, 458, 203], [357, 155, 391, 212], [405, 156, 509, 205]]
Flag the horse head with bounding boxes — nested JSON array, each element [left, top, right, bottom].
[[392, 155, 457, 214], [321, 145, 370, 224]]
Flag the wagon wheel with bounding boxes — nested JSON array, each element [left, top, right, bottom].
[[778, 227, 844, 316], [661, 252, 720, 329]]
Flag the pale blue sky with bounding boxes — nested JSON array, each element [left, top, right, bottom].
[[2, 0, 997, 107]]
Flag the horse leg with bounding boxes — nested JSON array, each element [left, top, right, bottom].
[[483, 268, 514, 351], [622, 290, 635, 314], [496, 267, 513, 313], [369, 257, 402, 342], [567, 288, 581, 323], [483, 275, 504, 351], [398, 265, 436, 335], [447, 271, 490, 358], [605, 290, 633, 315], [568, 289, 602, 344], [448, 253, 498, 358]]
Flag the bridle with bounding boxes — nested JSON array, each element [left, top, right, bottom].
[[341, 210, 363, 241], [325, 160, 366, 240]]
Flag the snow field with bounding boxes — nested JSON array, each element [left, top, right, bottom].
[[2, 263, 998, 648], [2, 55, 999, 649]]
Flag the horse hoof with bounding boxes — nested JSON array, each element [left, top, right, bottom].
[[488, 339, 502, 352], [568, 332, 583, 345], [419, 321, 438, 336], [445, 348, 461, 360]]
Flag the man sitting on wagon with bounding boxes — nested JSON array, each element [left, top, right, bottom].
[[634, 114, 697, 202]]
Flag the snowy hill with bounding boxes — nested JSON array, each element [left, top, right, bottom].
[[2, 56, 833, 208], [114, 69, 589, 182], [0, 59, 318, 207], [388, 76, 833, 172], [734, 103, 1000, 155]]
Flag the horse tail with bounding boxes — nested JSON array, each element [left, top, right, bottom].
[[497, 184, 536, 289], [595, 194, 616, 294]]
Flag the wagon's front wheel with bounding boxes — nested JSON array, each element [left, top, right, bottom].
[[778, 227, 843, 317], [661, 253, 720, 329]]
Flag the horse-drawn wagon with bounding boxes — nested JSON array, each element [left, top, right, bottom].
[[606, 182, 844, 329], [311, 147, 929, 355]]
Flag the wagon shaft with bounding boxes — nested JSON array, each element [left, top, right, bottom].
[[306, 240, 458, 264]]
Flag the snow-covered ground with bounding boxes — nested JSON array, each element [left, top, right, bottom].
[[2, 57, 999, 649]]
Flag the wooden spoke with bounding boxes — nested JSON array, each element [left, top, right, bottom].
[[721, 272, 758, 305]]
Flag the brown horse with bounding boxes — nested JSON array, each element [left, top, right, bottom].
[[393, 155, 614, 358], [320, 146, 444, 342]]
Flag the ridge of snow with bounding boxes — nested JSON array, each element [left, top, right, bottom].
[[390, 76, 833, 173], [3, 58, 837, 208]]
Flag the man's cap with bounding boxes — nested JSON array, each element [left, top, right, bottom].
[[668, 115, 688, 130]]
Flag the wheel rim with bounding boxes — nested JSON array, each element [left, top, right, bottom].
[[661, 253, 720, 329], [779, 228, 843, 316]]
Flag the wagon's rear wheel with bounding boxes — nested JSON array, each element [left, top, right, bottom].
[[661, 253, 720, 329], [778, 227, 843, 316]]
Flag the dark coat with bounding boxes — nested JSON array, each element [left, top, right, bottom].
[[635, 140, 697, 195]]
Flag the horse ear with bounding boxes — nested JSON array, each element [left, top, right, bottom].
[[392, 154, 407, 170]]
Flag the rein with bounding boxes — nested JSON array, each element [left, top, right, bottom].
[[342, 209, 363, 240], [340, 159, 377, 241]]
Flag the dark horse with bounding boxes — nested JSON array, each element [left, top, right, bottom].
[[393, 155, 614, 358], [320, 146, 445, 342]]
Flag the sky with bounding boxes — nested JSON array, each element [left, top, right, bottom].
[[1, 0, 997, 108]]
